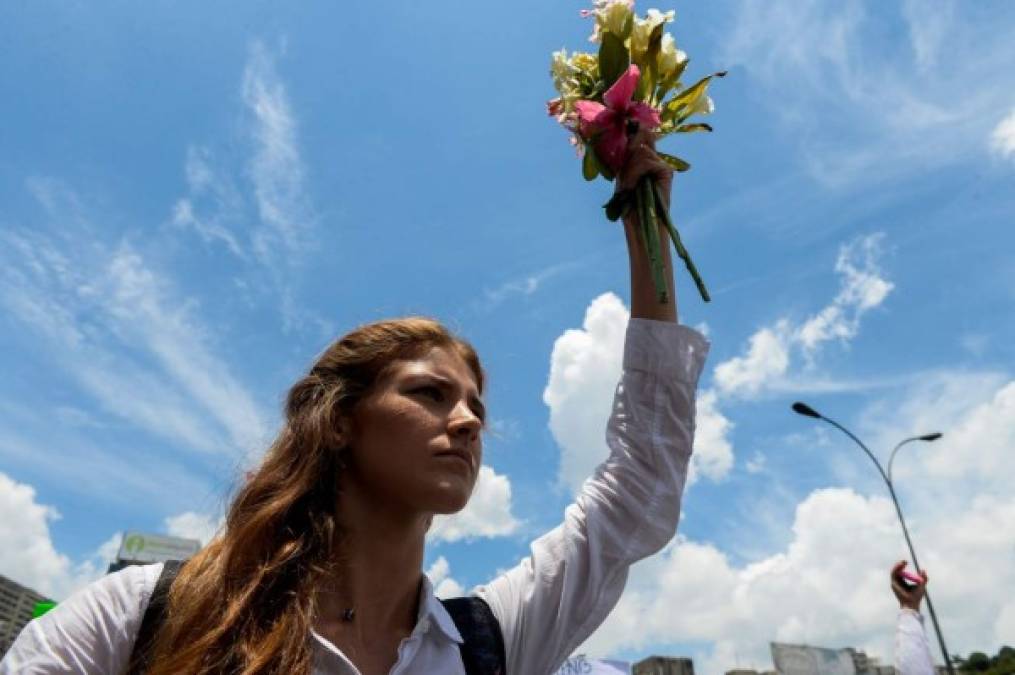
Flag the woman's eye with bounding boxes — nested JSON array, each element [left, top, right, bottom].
[[414, 385, 444, 401]]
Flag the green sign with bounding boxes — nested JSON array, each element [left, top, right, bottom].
[[33, 601, 56, 618]]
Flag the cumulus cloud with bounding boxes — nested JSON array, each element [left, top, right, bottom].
[[578, 370, 1015, 673], [691, 390, 735, 484], [544, 293, 629, 494], [796, 235, 894, 356], [990, 109, 1015, 160], [426, 556, 465, 599], [714, 234, 892, 399], [165, 511, 224, 546], [544, 293, 735, 492], [429, 465, 520, 543], [714, 323, 791, 398], [0, 473, 118, 600]]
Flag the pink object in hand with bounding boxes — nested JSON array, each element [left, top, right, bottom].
[[899, 570, 924, 585]]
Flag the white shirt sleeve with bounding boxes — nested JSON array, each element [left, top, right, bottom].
[[896, 608, 936, 675], [476, 319, 709, 675], [0, 563, 162, 675]]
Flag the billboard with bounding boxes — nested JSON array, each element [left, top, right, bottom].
[[556, 655, 631, 675], [116, 531, 201, 564], [771, 643, 856, 675]]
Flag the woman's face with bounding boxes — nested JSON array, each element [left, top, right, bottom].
[[342, 345, 484, 517]]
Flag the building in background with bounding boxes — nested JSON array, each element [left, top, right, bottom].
[[107, 531, 201, 573], [634, 656, 696, 675], [0, 574, 51, 658]]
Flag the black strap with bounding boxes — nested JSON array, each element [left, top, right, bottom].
[[440, 596, 507, 675], [125, 559, 183, 675], [126, 564, 507, 675]]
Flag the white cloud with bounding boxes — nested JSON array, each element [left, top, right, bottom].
[[714, 234, 892, 399], [0, 473, 118, 600], [544, 293, 629, 494], [545, 293, 736, 492], [165, 511, 223, 546], [713, 323, 791, 397], [481, 261, 579, 309], [990, 109, 1015, 160], [745, 451, 767, 474], [796, 234, 894, 356], [170, 146, 246, 258], [720, 1, 1015, 184], [242, 40, 313, 268], [426, 556, 465, 599], [690, 390, 735, 484], [901, 0, 954, 72], [579, 371, 1015, 672], [429, 465, 520, 543], [0, 186, 269, 458]]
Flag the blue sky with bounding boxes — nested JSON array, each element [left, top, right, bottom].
[[2, 1, 1015, 672]]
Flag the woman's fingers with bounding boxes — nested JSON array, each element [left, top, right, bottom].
[[619, 143, 673, 191]]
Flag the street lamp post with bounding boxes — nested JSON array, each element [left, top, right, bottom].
[[790, 402, 955, 675]]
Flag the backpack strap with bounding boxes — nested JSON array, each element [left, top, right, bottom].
[[125, 559, 184, 675], [440, 596, 507, 675]]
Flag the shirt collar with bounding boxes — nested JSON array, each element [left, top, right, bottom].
[[418, 574, 464, 644]]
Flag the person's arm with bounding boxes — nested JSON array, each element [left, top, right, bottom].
[[476, 135, 708, 674], [891, 561, 936, 675], [0, 563, 161, 674], [620, 132, 678, 323]]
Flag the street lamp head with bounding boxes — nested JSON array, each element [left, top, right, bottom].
[[791, 401, 822, 419], [919, 432, 943, 442]]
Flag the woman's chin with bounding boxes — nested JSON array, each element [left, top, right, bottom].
[[427, 479, 475, 514]]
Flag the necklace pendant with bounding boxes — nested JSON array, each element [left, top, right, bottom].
[[341, 608, 355, 622]]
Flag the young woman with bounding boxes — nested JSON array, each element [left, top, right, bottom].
[[1, 135, 710, 675]]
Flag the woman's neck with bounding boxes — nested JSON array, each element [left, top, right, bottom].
[[315, 484, 430, 639]]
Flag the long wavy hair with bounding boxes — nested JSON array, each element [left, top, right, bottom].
[[145, 317, 483, 675]]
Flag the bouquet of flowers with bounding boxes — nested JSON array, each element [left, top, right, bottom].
[[547, 1, 723, 303]]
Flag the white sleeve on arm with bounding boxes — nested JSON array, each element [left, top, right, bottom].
[[0, 563, 162, 675], [476, 319, 709, 675], [896, 608, 936, 675]]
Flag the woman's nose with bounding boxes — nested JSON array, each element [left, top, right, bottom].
[[449, 401, 482, 438]]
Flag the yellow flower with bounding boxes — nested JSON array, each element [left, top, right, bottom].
[[571, 52, 599, 77]]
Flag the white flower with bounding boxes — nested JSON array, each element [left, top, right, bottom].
[[630, 9, 675, 61], [657, 33, 688, 80], [586, 0, 634, 42], [690, 94, 715, 116]]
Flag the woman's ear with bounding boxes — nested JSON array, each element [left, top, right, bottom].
[[333, 414, 353, 450]]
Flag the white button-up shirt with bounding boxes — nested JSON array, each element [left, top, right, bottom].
[[896, 608, 936, 675], [2, 320, 709, 675]]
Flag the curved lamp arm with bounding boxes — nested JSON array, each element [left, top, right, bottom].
[[887, 433, 942, 484]]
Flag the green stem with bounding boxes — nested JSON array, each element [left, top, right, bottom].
[[637, 177, 669, 304], [652, 181, 711, 303]]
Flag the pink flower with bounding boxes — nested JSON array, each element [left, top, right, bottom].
[[573, 65, 660, 173]]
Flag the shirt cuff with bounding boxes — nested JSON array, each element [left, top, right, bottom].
[[623, 319, 710, 386], [899, 607, 925, 625]]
